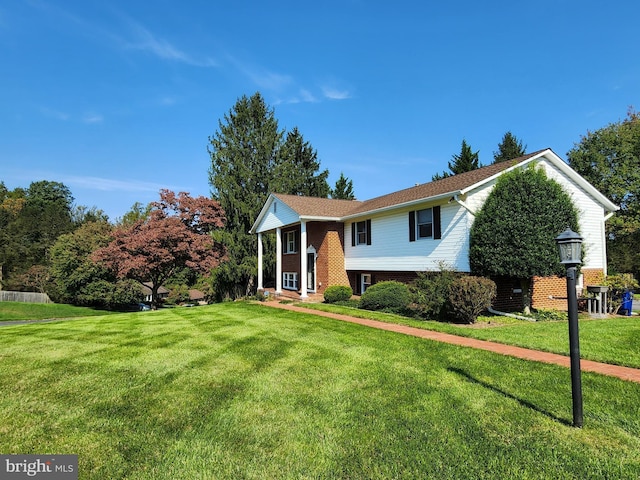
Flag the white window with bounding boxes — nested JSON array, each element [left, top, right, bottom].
[[283, 272, 298, 290], [356, 221, 367, 245], [416, 208, 433, 239], [409, 206, 441, 242], [284, 231, 297, 254], [361, 274, 371, 293]]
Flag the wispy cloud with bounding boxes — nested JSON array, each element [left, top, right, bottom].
[[322, 86, 352, 100], [40, 106, 70, 121], [27, 1, 217, 68], [61, 175, 166, 193], [82, 113, 103, 124], [157, 95, 178, 106], [39, 106, 104, 124], [120, 19, 217, 68], [225, 53, 293, 91]]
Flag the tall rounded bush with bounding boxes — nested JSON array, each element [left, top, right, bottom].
[[360, 281, 410, 312], [324, 285, 353, 303]]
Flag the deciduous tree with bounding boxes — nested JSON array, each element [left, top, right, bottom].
[[567, 108, 640, 277], [93, 190, 226, 307], [48, 220, 141, 308], [0, 181, 74, 287], [116, 201, 152, 227]]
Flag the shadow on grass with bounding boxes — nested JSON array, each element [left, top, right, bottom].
[[448, 367, 572, 427]]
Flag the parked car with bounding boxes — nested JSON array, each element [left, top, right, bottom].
[[138, 303, 151, 311]]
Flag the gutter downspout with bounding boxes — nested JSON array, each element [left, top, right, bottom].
[[602, 211, 615, 277], [452, 194, 476, 216], [487, 306, 536, 322]]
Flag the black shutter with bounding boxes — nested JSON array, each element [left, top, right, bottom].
[[282, 231, 286, 254], [366, 219, 372, 245], [433, 206, 441, 239], [351, 222, 356, 247], [355, 273, 361, 295], [409, 211, 416, 242]]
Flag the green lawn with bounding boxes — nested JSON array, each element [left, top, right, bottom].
[[0, 301, 118, 322], [299, 302, 640, 368], [0, 302, 639, 479]]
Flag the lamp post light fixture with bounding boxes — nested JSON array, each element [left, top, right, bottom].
[[555, 227, 584, 427]]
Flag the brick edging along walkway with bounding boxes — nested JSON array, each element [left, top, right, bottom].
[[264, 302, 640, 384]]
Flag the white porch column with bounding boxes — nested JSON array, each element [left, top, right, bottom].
[[300, 221, 308, 298], [257, 232, 263, 291], [276, 227, 282, 294]]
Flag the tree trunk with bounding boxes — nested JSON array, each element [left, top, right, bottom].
[[520, 277, 532, 315], [152, 285, 159, 310]]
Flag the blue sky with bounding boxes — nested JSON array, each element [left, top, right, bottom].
[[2, 1, 638, 221]]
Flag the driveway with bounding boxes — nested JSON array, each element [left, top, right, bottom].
[[0, 317, 82, 327]]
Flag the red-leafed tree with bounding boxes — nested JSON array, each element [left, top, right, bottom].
[[93, 190, 226, 307]]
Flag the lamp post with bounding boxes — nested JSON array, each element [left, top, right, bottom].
[[556, 227, 583, 428]]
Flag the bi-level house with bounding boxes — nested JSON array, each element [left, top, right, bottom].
[[250, 149, 618, 311]]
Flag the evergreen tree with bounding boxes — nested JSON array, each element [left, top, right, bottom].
[[493, 131, 527, 163], [274, 127, 330, 197], [449, 139, 480, 174], [208, 92, 331, 299], [469, 165, 580, 313], [432, 140, 480, 181], [331, 172, 356, 200]]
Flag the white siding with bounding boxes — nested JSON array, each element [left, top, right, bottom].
[[537, 160, 607, 269], [343, 157, 610, 274], [256, 200, 300, 232], [344, 202, 472, 272], [463, 160, 608, 270], [465, 178, 498, 214]]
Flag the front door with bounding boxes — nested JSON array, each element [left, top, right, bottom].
[[307, 252, 315, 291]]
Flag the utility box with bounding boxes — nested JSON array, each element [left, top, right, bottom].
[[586, 285, 609, 318]]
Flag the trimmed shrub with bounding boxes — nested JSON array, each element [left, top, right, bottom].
[[409, 269, 460, 320], [448, 276, 497, 324], [324, 285, 353, 303], [360, 281, 410, 313]]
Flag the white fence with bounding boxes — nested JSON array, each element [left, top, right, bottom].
[[0, 291, 52, 303]]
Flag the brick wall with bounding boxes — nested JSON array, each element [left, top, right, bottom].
[[281, 225, 300, 275], [531, 275, 566, 310], [279, 223, 349, 295], [531, 268, 605, 310], [492, 276, 525, 312], [308, 222, 349, 294], [347, 271, 419, 294], [282, 220, 608, 310]]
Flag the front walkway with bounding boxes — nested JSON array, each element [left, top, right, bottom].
[[265, 302, 640, 384]]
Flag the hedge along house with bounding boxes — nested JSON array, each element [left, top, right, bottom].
[[250, 149, 618, 311]]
